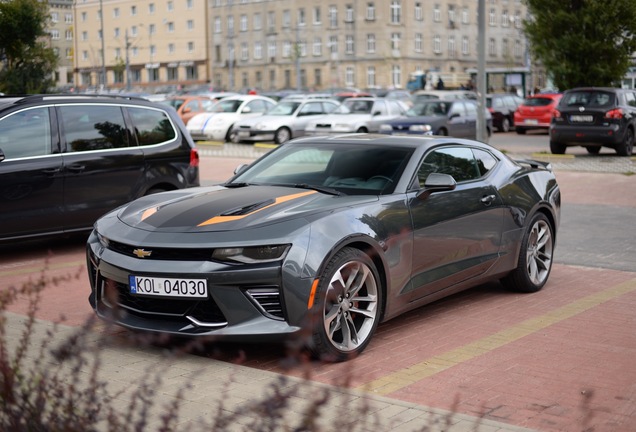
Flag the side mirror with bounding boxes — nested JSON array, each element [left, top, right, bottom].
[[372, 111, 382, 116], [416, 172, 456, 199], [234, 163, 249, 175], [241, 107, 252, 114], [0, 149, 5, 162]]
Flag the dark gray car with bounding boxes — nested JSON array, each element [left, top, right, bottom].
[[379, 100, 492, 138]]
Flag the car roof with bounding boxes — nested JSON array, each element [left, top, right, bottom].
[[0, 94, 160, 111]]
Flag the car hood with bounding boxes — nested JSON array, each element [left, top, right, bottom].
[[117, 185, 378, 233]]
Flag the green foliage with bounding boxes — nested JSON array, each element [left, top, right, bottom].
[[524, 0, 636, 90], [0, 0, 58, 94]]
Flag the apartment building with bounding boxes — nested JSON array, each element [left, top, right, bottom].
[[48, 0, 75, 88], [73, 0, 209, 91], [209, 0, 531, 92], [70, 0, 531, 93]]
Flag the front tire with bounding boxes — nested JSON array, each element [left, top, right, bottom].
[[501, 213, 554, 293], [274, 127, 291, 144], [310, 247, 382, 361]]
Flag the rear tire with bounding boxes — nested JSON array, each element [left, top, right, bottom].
[[499, 117, 510, 132], [550, 140, 566, 154], [310, 247, 382, 362], [501, 213, 554, 293], [616, 127, 634, 156], [274, 127, 291, 144]]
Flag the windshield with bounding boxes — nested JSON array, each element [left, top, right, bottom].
[[266, 101, 301, 116], [560, 91, 615, 108], [209, 99, 243, 113], [229, 142, 414, 195], [407, 101, 450, 117]]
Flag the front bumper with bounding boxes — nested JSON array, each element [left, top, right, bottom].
[[86, 231, 307, 341]]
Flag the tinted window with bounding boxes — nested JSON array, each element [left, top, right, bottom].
[[128, 107, 176, 146], [0, 107, 52, 159], [624, 91, 636, 107], [299, 101, 324, 115], [60, 105, 128, 152], [472, 148, 498, 176], [523, 97, 555, 107], [417, 147, 479, 186], [561, 91, 616, 108]]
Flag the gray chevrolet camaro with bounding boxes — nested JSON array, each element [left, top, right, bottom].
[[87, 134, 560, 361]]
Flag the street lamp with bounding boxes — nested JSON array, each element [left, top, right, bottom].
[[99, 0, 106, 88]]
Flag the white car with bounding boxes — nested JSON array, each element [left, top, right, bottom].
[[304, 97, 408, 135], [231, 98, 341, 144], [186, 95, 276, 142]]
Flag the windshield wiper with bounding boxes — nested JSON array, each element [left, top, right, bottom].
[[293, 183, 344, 196]]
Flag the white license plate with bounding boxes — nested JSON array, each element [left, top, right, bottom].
[[238, 131, 250, 138], [524, 119, 538, 125], [129, 275, 208, 299], [570, 115, 593, 122]]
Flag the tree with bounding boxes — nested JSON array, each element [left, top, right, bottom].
[[0, 0, 58, 94], [524, 0, 636, 90]]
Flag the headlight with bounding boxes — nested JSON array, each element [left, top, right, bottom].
[[97, 232, 110, 248], [212, 245, 291, 264], [379, 124, 392, 131], [410, 124, 432, 132]]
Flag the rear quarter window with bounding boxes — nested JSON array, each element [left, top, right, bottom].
[[127, 107, 177, 146]]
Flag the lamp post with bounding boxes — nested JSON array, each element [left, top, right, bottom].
[[99, 0, 106, 88], [125, 28, 131, 91]]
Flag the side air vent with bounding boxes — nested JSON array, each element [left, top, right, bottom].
[[245, 287, 284, 320]]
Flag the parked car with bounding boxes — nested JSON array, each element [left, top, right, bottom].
[[186, 95, 276, 142], [161, 95, 216, 125], [550, 87, 636, 156], [87, 134, 560, 360], [304, 97, 408, 135], [231, 98, 341, 144], [379, 99, 492, 139], [486, 93, 523, 132], [514, 93, 562, 135], [0, 94, 200, 242], [412, 90, 477, 103]]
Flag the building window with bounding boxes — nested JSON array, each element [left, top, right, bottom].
[[268, 41, 277, 59], [167, 67, 178, 80], [433, 4, 440, 22], [283, 10, 291, 28], [391, 33, 400, 51], [167, 22, 175, 32], [502, 10, 510, 27], [214, 17, 221, 33], [462, 7, 469, 24], [298, 8, 306, 25], [313, 6, 321, 24], [390, 1, 401, 24], [283, 40, 292, 58], [187, 0, 193, 9], [515, 39, 523, 57], [345, 5, 354, 22], [81, 12, 87, 22], [448, 5, 456, 25], [131, 5, 137, 16], [50, 30, 60, 40], [81, 31, 88, 41], [392, 65, 401, 88], [345, 67, 354, 86], [115, 47, 121, 58], [188, 42, 194, 53], [114, 27, 120, 38], [185, 20, 192, 31], [462, 36, 469, 55], [186, 66, 197, 80], [167, 1, 174, 12], [267, 11, 275, 32], [168, 43, 175, 54], [366, 34, 376, 53], [240, 15, 248, 32], [65, 13, 72, 23], [149, 3, 155, 14], [488, 38, 496, 56], [366, 2, 375, 20], [254, 41, 263, 59], [489, 8, 496, 26], [65, 48, 72, 59], [241, 42, 248, 61], [367, 66, 376, 87], [329, 6, 337, 28], [131, 26, 138, 37], [448, 35, 456, 58], [82, 50, 88, 61], [433, 35, 441, 54], [415, 33, 422, 52], [254, 13, 262, 30], [313, 38, 322, 56], [329, 36, 338, 55], [314, 68, 322, 87], [51, 12, 59, 23], [415, 2, 423, 21], [227, 16, 233, 35], [113, 8, 119, 18], [345, 35, 354, 54], [132, 47, 138, 57]]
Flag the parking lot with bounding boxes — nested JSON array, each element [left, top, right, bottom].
[[2, 131, 635, 431]]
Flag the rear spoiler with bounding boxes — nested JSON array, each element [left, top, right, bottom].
[[515, 159, 553, 171]]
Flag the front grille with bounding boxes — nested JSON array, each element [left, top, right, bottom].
[[108, 240, 214, 261], [101, 277, 227, 326]]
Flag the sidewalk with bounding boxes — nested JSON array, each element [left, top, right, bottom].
[[3, 311, 533, 432]]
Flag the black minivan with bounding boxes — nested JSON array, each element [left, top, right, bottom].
[[549, 87, 636, 156], [0, 94, 200, 242]]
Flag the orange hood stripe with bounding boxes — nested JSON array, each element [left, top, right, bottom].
[[197, 190, 317, 227]]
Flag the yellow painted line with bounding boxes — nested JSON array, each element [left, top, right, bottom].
[[254, 143, 278, 149], [0, 260, 85, 278], [196, 140, 224, 146], [357, 277, 636, 396], [531, 152, 575, 159]]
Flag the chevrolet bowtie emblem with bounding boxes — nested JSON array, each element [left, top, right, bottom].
[[133, 249, 152, 258]]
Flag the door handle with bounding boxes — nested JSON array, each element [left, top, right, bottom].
[[42, 168, 61, 176], [66, 164, 86, 173], [480, 194, 496, 205]]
